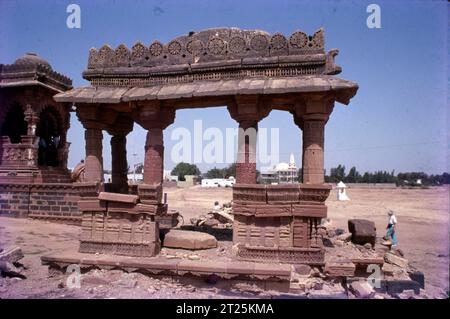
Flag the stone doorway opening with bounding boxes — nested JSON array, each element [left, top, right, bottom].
[[36, 106, 62, 167], [0, 104, 27, 143]]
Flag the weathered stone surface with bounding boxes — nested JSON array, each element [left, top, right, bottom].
[[324, 260, 355, 277], [348, 219, 376, 246], [163, 230, 217, 250], [350, 281, 374, 298], [384, 252, 408, 268], [293, 264, 312, 276], [381, 262, 397, 274], [408, 270, 425, 289], [337, 232, 352, 242], [98, 192, 139, 204], [0, 247, 24, 263]]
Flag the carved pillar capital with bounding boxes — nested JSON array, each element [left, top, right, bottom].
[[227, 95, 271, 124], [134, 103, 176, 130]]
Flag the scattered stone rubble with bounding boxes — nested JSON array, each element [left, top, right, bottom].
[[1, 217, 440, 299], [0, 246, 26, 279], [190, 202, 234, 229]]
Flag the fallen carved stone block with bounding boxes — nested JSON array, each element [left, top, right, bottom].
[[348, 219, 376, 247]]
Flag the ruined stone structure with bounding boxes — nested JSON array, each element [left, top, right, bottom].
[[54, 27, 358, 262], [0, 53, 80, 223]]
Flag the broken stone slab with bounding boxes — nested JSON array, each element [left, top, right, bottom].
[[211, 210, 234, 223], [0, 247, 24, 264], [324, 260, 355, 277], [350, 281, 375, 298], [163, 229, 217, 250], [348, 219, 376, 246], [384, 252, 408, 268]]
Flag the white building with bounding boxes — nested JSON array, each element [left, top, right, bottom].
[[260, 154, 298, 184], [201, 176, 236, 188]]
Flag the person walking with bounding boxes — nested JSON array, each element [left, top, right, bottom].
[[383, 210, 398, 248]]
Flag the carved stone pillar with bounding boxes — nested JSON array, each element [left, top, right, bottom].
[[84, 128, 103, 183], [110, 134, 128, 193], [134, 105, 175, 186], [227, 95, 270, 185], [144, 128, 164, 185], [300, 114, 327, 184], [236, 120, 258, 184]]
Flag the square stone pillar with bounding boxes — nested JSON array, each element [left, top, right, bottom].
[[236, 121, 258, 184], [302, 119, 325, 184], [110, 134, 128, 193], [134, 105, 175, 186], [144, 128, 164, 185], [84, 128, 103, 183], [227, 95, 271, 184], [297, 113, 328, 184]]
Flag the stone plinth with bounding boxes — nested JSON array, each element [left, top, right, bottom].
[[232, 184, 331, 265], [78, 193, 161, 257]]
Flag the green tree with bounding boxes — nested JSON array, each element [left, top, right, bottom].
[[205, 167, 225, 178], [329, 164, 345, 183], [171, 162, 201, 181]]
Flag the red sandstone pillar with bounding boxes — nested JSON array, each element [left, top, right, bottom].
[[236, 121, 258, 184], [301, 114, 326, 184], [84, 128, 103, 183], [143, 128, 164, 185], [111, 134, 128, 193]]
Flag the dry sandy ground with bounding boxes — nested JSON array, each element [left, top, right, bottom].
[[166, 185, 450, 295], [0, 186, 448, 298]]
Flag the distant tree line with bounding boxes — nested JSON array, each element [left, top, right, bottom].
[[324, 164, 450, 186]]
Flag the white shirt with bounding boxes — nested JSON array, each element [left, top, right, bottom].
[[389, 215, 397, 225]]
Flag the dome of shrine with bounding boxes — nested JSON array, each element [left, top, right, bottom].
[[275, 162, 290, 171], [14, 53, 52, 69]]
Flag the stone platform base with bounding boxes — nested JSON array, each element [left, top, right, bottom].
[[41, 251, 292, 289]]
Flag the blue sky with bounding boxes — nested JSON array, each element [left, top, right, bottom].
[[0, 0, 448, 174]]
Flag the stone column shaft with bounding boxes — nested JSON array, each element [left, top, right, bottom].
[[236, 121, 257, 184], [302, 119, 325, 184], [144, 128, 164, 185], [84, 128, 103, 183], [111, 134, 128, 193]]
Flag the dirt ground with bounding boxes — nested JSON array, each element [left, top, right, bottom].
[[0, 185, 448, 299], [166, 185, 450, 295]]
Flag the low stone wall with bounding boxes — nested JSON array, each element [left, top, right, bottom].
[[0, 183, 80, 224]]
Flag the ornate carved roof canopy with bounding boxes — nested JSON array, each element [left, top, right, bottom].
[[0, 53, 72, 93], [55, 27, 358, 106]]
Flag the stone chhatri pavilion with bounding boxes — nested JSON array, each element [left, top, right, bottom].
[[54, 27, 358, 264], [0, 53, 81, 223]]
